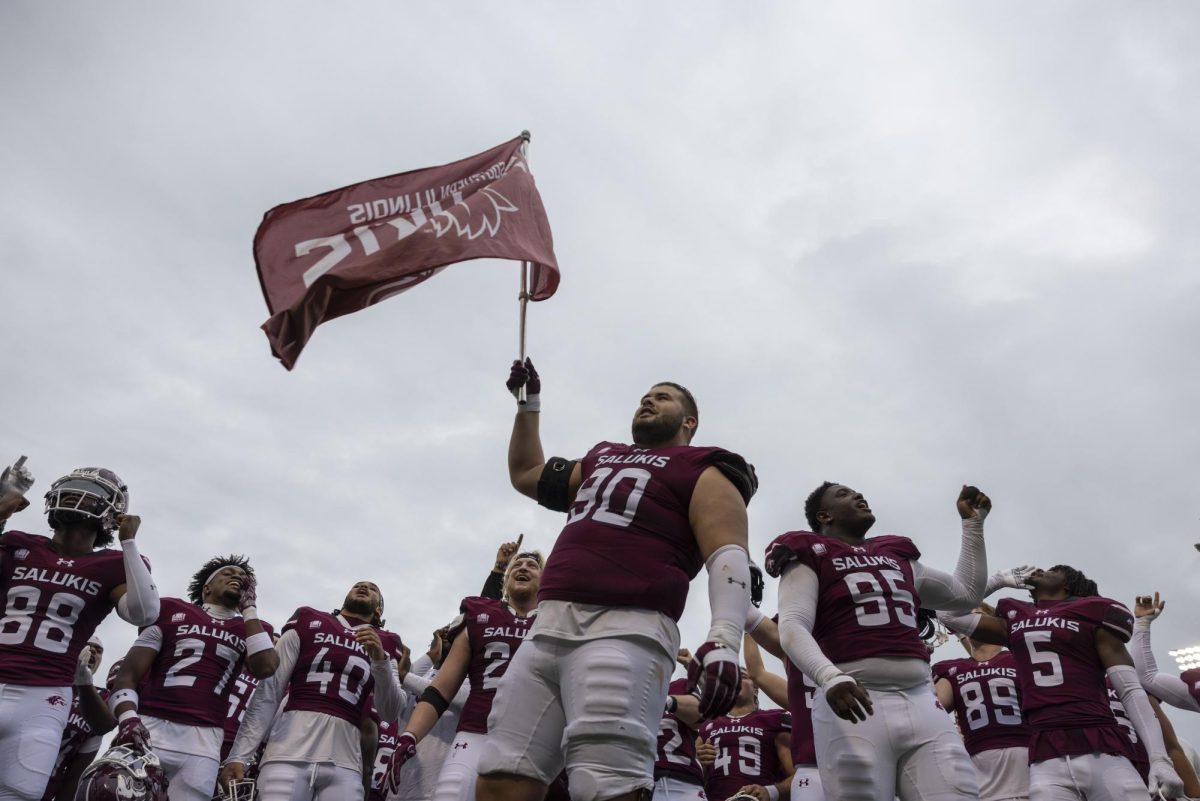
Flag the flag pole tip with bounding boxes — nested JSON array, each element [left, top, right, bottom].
[[520, 130, 532, 142]]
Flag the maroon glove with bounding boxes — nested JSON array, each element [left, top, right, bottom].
[[384, 732, 418, 794], [237, 573, 258, 613], [506, 358, 541, 408], [112, 715, 153, 753], [687, 641, 740, 718]]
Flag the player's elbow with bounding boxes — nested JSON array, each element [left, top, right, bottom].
[[248, 649, 279, 679]]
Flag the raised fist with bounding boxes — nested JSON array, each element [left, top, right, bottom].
[[117, 514, 141, 542], [957, 485, 991, 521]]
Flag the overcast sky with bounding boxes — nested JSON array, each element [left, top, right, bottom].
[[3, 1, 1199, 747]]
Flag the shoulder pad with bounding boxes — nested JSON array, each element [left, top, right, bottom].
[[764, 531, 822, 578], [1073, 597, 1134, 643], [871, 535, 921, 561], [708, 450, 758, 505], [282, 606, 313, 634], [930, 660, 956, 682]]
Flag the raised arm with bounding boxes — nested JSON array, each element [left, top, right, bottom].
[[935, 608, 1010, 647], [109, 514, 160, 626], [911, 486, 990, 612], [505, 358, 582, 504], [743, 633, 789, 709], [1131, 593, 1200, 713]]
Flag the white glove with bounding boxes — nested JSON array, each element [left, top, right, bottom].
[[1148, 756, 1184, 799], [75, 646, 95, 686], [992, 564, 1037, 589]]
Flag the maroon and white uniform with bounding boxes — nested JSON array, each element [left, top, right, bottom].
[[933, 652, 1030, 801], [0, 531, 135, 801], [932, 653, 1029, 757], [654, 678, 705, 801], [783, 659, 824, 801], [367, 715, 398, 801], [482, 441, 751, 801], [227, 608, 405, 801], [431, 597, 536, 801], [1105, 678, 1150, 783], [997, 596, 1147, 801], [39, 689, 107, 801], [220, 621, 274, 764], [700, 708, 791, 801], [767, 529, 985, 801]]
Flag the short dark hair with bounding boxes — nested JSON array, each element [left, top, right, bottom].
[[654, 382, 698, 422], [187, 555, 254, 606], [1049, 564, 1098, 598], [804, 481, 836, 532]]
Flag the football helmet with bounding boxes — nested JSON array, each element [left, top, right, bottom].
[[214, 777, 257, 800], [44, 467, 127, 532], [76, 745, 168, 800]]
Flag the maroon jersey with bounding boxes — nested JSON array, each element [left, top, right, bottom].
[[700, 708, 791, 801], [783, 657, 817, 766], [221, 620, 274, 759], [41, 687, 107, 801], [1105, 678, 1150, 782], [138, 598, 250, 727], [1181, 668, 1200, 707], [656, 678, 704, 783], [997, 596, 1136, 764], [932, 652, 1029, 755], [281, 607, 404, 725], [0, 531, 134, 686], [765, 532, 927, 663], [459, 596, 535, 734], [538, 442, 748, 621], [368, 718, 400, 801]]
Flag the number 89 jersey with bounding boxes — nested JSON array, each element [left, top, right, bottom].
[[0, 531, 130, 686], [931, 651, 1029, 756], [765, 532, 928, 663], [538, 442, 750, 622], [281, 607, 404, 725], [458, 596, 535, 734]]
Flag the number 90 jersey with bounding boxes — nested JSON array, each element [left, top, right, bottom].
[[699, 708, 791, 801], [765, 532, 928, 664], [0, 531, 131, 686], [996, 596, 1136, 764], [931, 651, 1029, 756], [538, 442, 750, 622], [281, 607, 404, 726], [458, 596, 535, 735]]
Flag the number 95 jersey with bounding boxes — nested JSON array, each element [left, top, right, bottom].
[[0, 531, 131, 686], [537, 442, 750, 622], [281, 607, 404, 725], [765, 531, 928, 663]]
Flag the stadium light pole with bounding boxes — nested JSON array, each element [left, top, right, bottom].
[[1168, 645, 1200, 672]]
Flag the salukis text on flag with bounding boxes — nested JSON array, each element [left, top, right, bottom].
[[254, 134, 558, 369]]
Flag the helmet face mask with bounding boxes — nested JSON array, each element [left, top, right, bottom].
[[44, 468, 128, 533], [217, 777, 257, 800], [77, 745, 168, 800]]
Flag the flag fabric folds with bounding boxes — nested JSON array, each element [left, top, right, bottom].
[[254, 134, 558, 369]]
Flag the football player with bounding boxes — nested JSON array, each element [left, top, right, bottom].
[[42, 637, 116, 801], [109, 555, 278, 801], [652, 676, 705, 801], [698, 672, 793, 801], [479, 360, 757, 801], [932, 602, 1032, 801], [385, 551, 542, 801], [0, 466, 159, 801], [1130, 592, 1200, 715], [765, 482, 992, 801], [218, 581, 406, 801], [938, 565, 1185, 800]]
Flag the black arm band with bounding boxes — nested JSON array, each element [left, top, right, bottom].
[[664, 695, 678, 714], [536, 457, 578, 512], [420, 686, 450, 717]]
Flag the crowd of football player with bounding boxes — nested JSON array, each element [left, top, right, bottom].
[[2, 360, 1199, 801]]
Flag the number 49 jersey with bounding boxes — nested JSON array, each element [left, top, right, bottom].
[[281, 607, 404, 726], [137, 597, 251, 727], [700, 708, 791, 801], [459, 596, 535, 734], [538, 441, 752, 622], [931, 651, 1029, 756], [765, 531, 928, 663], [0, 531, 132, 686]]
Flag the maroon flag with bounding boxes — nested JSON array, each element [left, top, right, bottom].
[[254, 134, 558, 369]]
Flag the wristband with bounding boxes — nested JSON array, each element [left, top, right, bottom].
[[117, 709, 140, 723], [519, 394, 541, 413], [767, 786, 779, 801], [108, 688, 138, 713], [245, 631, 273, 656], [664, 695, 678, 714], [241, 605, 258, 621]]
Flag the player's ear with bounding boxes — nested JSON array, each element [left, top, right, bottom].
[[816, 509, 832, 526], [683, 415, 698, 441]]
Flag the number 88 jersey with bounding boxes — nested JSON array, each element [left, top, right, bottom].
[[0, 531, 130, 686], [765, 532, 928, 663]]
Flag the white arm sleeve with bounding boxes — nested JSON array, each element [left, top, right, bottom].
[[777, 562, 853, 690], [1108, 664, 1170, 760], [1132, 620, 1200, 713], [409, 654, 434, 678], [227, 629, 298, 764], [132, 625, 164, 653], [936, 610, 982, 637], [706, 544, 751, 651], [912, 517, 987, 612], [370, 657, 406, 722], [115, 540, 159, 626]]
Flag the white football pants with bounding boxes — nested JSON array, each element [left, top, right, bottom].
[[256, 760, 364, 801], [0, 683, 71, 801], [1028, 753, 1148, 801]]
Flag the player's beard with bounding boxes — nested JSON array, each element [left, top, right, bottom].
[[631, 409, 684, 447], [342, 595, 376, 620]]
